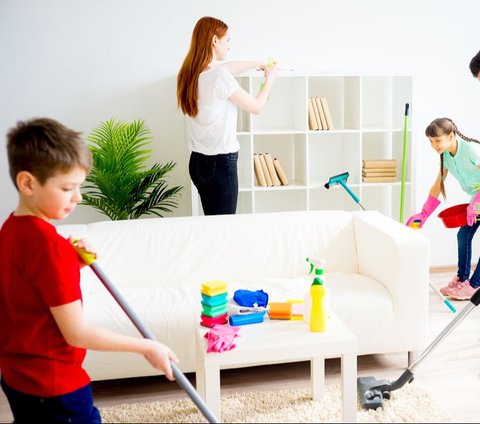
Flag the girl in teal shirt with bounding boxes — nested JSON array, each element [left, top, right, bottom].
[[406, 118, 480, 300]]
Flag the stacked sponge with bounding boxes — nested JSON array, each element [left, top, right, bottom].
[[200, 280, 228, 328]]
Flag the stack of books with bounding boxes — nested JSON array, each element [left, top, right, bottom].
[[253, 153, 288, 187], [362, 159, 397, 182], [308, 97, 334, 130]]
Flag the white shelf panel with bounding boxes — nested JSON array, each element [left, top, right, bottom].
[[362, 181, 411, 187], [251, 129, 306, 135], [308, 129, 360, 134], [253, 181, 306, 191]]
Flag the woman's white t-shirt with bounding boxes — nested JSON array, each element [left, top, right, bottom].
[[187, 67, 239, 155]]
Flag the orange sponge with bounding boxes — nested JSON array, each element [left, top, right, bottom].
[[268, 302, 292, 320]]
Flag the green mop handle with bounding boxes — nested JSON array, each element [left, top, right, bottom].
[[72, 243, 220, 424], [399, 103, 410, 223]]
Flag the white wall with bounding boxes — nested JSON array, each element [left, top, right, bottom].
[[1, 0, 479, 266]]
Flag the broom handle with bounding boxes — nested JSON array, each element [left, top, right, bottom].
[[89, 263, 220, 423], [89, 263, 219, 423], [399, 103, 409, 223], [72, 242, 219, 423]]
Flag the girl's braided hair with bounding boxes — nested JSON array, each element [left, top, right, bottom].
[[425, 118, 480, 200]]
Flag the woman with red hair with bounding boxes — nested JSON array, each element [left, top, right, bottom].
[[177, 16, 277, 215]]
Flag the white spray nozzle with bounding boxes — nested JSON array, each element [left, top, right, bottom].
[[306, 257, 326, 274]]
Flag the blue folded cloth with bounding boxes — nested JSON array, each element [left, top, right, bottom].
[[233, 289, 269, 308]]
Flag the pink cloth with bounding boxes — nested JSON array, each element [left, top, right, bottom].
[[204, 324, 240, 353], [405, 195, 441, 228]]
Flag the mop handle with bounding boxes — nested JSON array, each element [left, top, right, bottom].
[[399, 103, 409, 223], [339, 180, 360, 203], [339, 180, 366, 210], [73, 244, 220, 424], [429, 283, 456, 313]]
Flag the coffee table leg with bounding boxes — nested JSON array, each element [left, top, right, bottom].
[[203, 365, 221, 420], [195, 363, 206, 400], [341, 353, 357, 422], [311, 356, 325, 400]]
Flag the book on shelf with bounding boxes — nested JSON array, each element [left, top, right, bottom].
[[362, 171, 397, 177], [315, 97, 328, 130], [253, 153, 267, 187], [308, 98, 319, 130], [259, 153, 273, 186], [361, 167, 398, 173], [273, 158, 289, 185], [320, 97, 334, 130], [311, 97, 323, 130], [362, 176, 397, 183], [264, 153, 281, 186], [362, 159, 397, 169]]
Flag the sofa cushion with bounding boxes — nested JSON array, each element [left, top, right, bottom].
[[58, 211, 359, 293]]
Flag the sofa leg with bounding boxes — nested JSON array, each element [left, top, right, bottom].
[[407, 350, 419, 367]]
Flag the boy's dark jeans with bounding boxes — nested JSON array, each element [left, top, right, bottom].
[[457, 221, 480, 287], [189, 151, 239, 215], [1, 377, 101, 424]]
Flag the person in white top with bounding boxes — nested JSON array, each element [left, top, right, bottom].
[[177, 16, 278, 215]]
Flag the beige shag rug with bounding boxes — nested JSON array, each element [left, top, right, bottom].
[[100, 383, 451, 423]]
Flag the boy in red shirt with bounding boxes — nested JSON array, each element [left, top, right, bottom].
[[0, 118, 179, 423]]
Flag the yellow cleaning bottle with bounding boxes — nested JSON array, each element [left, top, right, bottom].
[[310, 278, 327, 332], [305, 258, 328, 333]]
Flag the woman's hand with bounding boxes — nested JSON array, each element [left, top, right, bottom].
[[264, 63, 278, 81]]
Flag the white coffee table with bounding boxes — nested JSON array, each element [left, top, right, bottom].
[[195, 314, 358, 422]]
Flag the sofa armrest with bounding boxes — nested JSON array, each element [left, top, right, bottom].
[[353, 211, 430, 345]]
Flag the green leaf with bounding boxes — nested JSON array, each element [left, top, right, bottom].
[[81, 118, 183, 220]]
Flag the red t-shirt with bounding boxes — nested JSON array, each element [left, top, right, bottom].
[[0, 214, 90, 396]]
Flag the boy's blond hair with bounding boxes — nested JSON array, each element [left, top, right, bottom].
[[6, 118, 92, 188]]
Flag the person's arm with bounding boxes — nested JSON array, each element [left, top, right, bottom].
[[428, 168, 448, 198], [50, 300, 179, 380], [215, 61, 262, 75], [405, 169, 447, 227], [229, 64, 278, 115]]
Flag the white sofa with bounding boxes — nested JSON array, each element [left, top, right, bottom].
[[56, 210, 430, 381]]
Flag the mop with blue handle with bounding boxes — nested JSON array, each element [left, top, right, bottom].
[[72, 242, 220, 424], [324, 172, 366, 210]]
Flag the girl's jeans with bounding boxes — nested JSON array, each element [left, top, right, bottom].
[[457, 221, 480, 287], [1, 377, 101, 423], [189, 151, 239, 215]]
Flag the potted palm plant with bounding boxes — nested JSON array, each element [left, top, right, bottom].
[[82, 118, 182, 220]]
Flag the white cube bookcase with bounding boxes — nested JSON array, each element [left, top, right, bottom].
[[191, 72, 413, 221]]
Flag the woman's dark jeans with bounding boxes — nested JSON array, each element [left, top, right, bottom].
[[189, 151, 238, 215], [457, 221, 480, 287]]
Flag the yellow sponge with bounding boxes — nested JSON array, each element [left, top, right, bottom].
[[287, 299, 304, 320], [201, 280, 228, 297]]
